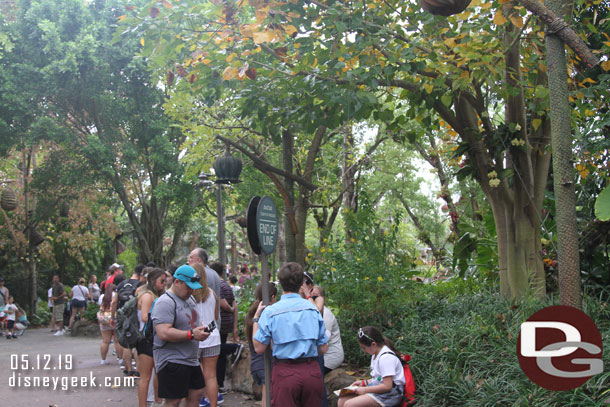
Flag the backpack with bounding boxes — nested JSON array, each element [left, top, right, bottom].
[[141, 292, 177, 344], [117, 280, 137, 308], [115, 295, 142, 348], [141, 297, 159, 342], [379, 351, 416, 406]]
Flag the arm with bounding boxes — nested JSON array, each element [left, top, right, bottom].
[[354, 376, 393, 395], [213, 291, 220, 321], [139, 293, 153, 323], [252, 302, 267, 354], [220, 298, 233, 312], [232, 299, 239, 341], [317, 343, 328, 355], [110, 292, 118, 320], [155, 322, 210, 342]]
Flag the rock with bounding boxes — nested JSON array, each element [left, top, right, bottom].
[[70, 319, 100, 337], [325, 368, 356, 407], [230, 343, 254, 394]]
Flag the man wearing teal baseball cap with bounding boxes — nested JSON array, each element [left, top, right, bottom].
[[152, 265, 210, 407]]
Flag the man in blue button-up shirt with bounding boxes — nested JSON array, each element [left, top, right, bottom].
[[253, 262, 328, 406]]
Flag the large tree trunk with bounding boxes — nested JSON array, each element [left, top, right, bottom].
[[545, 0, 581, 308], [282, 131, 297, 262]]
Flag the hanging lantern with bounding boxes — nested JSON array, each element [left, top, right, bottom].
[[60, 202, 70, 217], [28, 227, 44, 247], [213, 150, 243, 184], [420, 0, 471, 16], [1, 187, 17, 211]]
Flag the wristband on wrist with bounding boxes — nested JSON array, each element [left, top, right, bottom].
[[306, 295, 312, 299], [362, 380, 366, 387], [187, 329, 193, 340]]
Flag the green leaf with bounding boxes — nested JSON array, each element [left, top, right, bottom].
[[594, 185, 610, 221]]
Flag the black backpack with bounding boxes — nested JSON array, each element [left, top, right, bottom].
[[115, 295, 142, 348], [117, 280, 137, 308]]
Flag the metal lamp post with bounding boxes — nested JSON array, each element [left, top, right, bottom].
[[211, 148, 242, 265]]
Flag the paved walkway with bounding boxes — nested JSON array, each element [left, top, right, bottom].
[[0, 327, 260, 407]]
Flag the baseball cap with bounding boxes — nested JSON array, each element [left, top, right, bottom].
[[108, 263, 124, 272], [304, 270, 314, 285], [174, 265, 203, 289]]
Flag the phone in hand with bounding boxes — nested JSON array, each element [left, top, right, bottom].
[[204, 320, 216, 333]]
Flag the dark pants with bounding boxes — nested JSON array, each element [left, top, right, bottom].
[[217, 332, 239, 387], [318, 354, 328, 407], [271, 358, 323, 407]]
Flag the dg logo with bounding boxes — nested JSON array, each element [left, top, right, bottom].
[[517, 305, 603, 391]]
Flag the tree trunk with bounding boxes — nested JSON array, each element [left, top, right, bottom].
[[343, 128, 357, 241], [282, 131, 297, 262], [295, 189, 308, 265], [545, 0, 581, 308]]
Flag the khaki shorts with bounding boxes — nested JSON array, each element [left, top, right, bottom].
[[53, 303, 65, 322]]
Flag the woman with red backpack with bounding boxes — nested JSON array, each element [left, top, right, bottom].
[[338, 326, 414, 407]]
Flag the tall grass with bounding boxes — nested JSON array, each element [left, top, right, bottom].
[[344, 282, 610, 406]]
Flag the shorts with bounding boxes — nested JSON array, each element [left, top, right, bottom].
[[158, 362, 205, 399], [252, 369, 265, 386], [366, 384, 405, 407], [198, 345, 220, 358], [71, 299, 87, 309], [136, 338, 153, 357], [7, 320, 15, 329], [52, 304, 65, 322]]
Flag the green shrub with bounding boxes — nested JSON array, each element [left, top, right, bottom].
[[31, 302, 51, 326], [83, 301, 100, 322], [339, 280, 610, 406]]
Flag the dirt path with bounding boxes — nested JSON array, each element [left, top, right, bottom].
[[0, 327, 260, 407]]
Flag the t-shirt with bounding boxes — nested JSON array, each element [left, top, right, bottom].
[[89, 283, 100, 302], [152, 291, 200, 371], [71, 285, 89, 301], [254, 293, 327, 359], [52, 283, 66, 305], [219, 279, 235, 335], [371, 345, 406, 386], [0, 286, 8, 308], [4, 303, 17, 321], [204, 265, 221, 326], [322, 306, 344, 370], [196, 288, 220, 348]]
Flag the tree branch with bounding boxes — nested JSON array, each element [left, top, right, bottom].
[[517, 0, 599, 69]]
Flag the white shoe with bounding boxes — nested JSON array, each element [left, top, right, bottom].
[[53, 329, 64, 336], [100, 360, 110, 365]]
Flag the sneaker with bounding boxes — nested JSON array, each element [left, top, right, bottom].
[[6, 335, 11, 339], [217, 393, 224, 404], [100, 360, 110, 365], [12, 334, 17, 338], [230, 343, 244, 368], [118, 359, 125, 369], [53, 329, 65, 336], [218, 387, 228, 395], [199, 396, 210, 407]]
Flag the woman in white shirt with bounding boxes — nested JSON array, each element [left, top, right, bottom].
[[192, 262, 221, 407], [69, 278, 89, 329]]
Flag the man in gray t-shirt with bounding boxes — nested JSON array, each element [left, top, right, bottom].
[[152, 265, 210, 407]]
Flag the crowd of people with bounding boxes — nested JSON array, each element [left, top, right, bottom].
[[2, 249, 410, 407]]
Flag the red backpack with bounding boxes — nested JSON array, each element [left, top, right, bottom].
[[379, 351, 416, 406]]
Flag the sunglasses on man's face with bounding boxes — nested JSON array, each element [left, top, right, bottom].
[[179, 275, 200, 283]]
